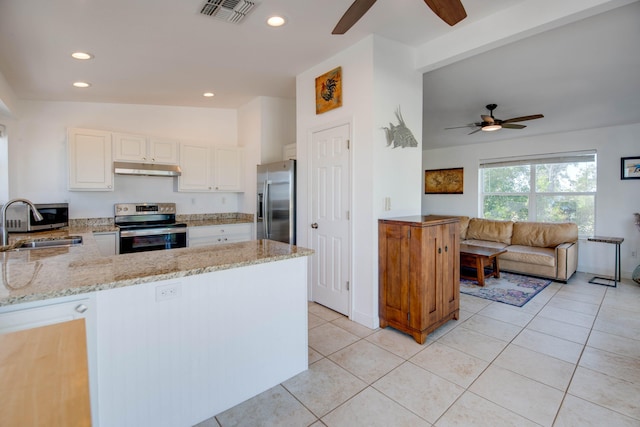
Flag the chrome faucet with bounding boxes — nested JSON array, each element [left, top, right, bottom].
[[1, 198, 44, 246]]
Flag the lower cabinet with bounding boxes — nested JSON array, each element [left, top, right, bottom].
[[0, 295, 99, 426], [93, 231, 118, 256], [188, 223, 252, 247], [378, 215, 460, 344]]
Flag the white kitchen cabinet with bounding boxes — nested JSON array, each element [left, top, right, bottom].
[[283, 143, 296, 160], [178, 143, 211, 191], [68, 128, 113, 191], [0, 294, 99, 426], [178, 143, 244, 192], [93, 231, 118, 256], [114, 132, 178, 164], [188, 223, 252, 247], [0, 296, 94, 334], [213, 146, 244, 191]]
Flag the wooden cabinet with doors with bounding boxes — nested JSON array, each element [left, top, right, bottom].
[[378, 215, 460, 344]]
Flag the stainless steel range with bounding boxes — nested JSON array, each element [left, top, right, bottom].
[[115, 203, 187, 254]]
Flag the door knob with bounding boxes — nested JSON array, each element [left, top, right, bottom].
[[311, 223, 318, 229]]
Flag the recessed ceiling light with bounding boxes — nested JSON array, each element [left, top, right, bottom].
[[203, 92, 215, 97], [71, 52, 93, 60], [267, 15, 286, 27], [73, 81, 91, 88]]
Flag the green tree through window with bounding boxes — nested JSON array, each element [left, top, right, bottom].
[[480, 153, 596, 235]]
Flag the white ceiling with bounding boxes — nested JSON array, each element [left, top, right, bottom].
[[0, 0, 639, 149], [422, 1, 640, 149]]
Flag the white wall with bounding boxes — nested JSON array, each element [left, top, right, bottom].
[[422, 123, 640, 279], [237, 96, 296, 219], [0, 70, 17, 118], [7, 100, 242, 218], [296, 35, 422, 328]]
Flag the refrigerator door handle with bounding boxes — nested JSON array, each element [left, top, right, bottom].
[[264, 180, 270, 239]]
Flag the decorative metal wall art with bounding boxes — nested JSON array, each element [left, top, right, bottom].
[[383, 106, 417, 148]]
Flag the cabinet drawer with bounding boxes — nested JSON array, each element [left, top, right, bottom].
[[188, 223, 252, 247], [0, 298, 93, 334], [188, 223, 251, 238]]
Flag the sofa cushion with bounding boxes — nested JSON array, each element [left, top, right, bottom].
[[466, 218, 514, 245], [462, 239, 509, 250], [453, 216, 470, 239], [511, 221, 578, 248], [499, 245, 556, 267]]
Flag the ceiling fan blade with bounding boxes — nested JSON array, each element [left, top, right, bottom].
[[445, 124, 476, 130], [481, 115, 494, 124], [332, 0, 377, 34], [468, 128, 482, 135], [502, 114, 544, 124], [502, 124, 527, 129], [423, 0, 467, 26]]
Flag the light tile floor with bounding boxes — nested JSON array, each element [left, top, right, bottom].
[[200, 272, 640, 426]]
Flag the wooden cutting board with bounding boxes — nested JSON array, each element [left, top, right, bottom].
[[0, 318, 91, 426]]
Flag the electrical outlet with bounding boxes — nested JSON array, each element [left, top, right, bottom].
[[156, 283, 181, 302]]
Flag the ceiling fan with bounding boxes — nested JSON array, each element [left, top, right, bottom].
[[446, 104, 544, 135], [332, 0, 467, 35]]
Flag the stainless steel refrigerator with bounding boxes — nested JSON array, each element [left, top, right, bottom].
[[257, 160, 296, 244]]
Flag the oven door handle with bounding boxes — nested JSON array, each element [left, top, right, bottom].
[[119, 227, 187, 238]]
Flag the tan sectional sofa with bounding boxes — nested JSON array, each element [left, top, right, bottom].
[[457, 217, 579, 282]]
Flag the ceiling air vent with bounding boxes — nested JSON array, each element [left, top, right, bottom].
[[199, 0, 257, 24]]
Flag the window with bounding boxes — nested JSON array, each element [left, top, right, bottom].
[[480, 152, 597, 236]]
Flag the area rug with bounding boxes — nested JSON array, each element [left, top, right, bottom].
[[460, 272, 552, 307]]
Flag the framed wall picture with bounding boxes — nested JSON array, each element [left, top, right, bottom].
[[315, 66, 342, 114], [425, 167, 464, 194], [621, 156, 640, 179]]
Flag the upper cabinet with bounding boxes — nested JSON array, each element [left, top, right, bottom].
[[68, 128, 114, 191], [213, 147, 244, 192], [178, 144, 244, 192], [113, 133, 178, 165], [67, 128, 244, 193], [178, 143, 211, 192]]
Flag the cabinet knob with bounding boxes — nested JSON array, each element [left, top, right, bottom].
[[311, 223, 318, 229], [445, 245, 448, 252], [75, 304, 88, 314], [438, 247, 442, 254]]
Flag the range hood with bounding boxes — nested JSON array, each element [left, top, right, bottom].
[[114, 162, 182, 177]]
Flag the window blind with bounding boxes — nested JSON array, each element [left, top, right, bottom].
[[480, 150, 596, 168]]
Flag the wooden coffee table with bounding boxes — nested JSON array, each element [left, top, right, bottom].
[[460, 244, 508, 286]]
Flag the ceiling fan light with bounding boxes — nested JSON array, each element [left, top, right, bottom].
[[482, 124, 502, 132]]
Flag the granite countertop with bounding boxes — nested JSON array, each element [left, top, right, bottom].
[[0, 227, 311, 308]]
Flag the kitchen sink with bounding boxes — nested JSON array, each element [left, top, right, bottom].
[[11, 236, 83, 250]]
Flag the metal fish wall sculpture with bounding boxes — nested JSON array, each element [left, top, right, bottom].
[[383, 107, 418, 148]]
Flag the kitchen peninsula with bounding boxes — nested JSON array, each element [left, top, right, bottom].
[[0, 230, 313, 426]]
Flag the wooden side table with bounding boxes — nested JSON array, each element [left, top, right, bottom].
[[587, 236, 624, 287]]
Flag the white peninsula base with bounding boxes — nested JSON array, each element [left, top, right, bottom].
[[96, 256, 308, 426]]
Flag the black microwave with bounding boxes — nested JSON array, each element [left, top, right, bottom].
[[4, 202, 69, 232]]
